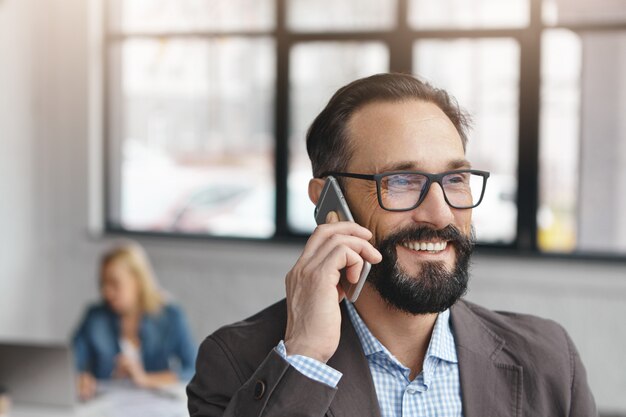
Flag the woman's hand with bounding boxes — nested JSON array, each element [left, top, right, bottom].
[[114, 354, 148, 387], [77, 372, 97, 401], [114, 354, 178, 389]]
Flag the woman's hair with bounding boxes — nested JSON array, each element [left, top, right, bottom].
[[100, 242, 165, 314]]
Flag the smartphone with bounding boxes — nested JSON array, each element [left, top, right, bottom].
[[314, 176, 371, 302]]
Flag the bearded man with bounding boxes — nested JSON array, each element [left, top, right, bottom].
[[187, 73, 597, 417]]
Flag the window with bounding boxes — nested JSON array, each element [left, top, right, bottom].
[[288, 42, 389, 233], [408, 0, 529, 29], [537, 0, 626, 255], [106, 0, 276, 238], [105, 0, 626, 256], [414, 38, 520, 244], [287, 0, 396, 31], [539, 29, 626, 254]]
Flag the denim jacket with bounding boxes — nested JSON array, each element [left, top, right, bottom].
[[72, 302, 197, 381]]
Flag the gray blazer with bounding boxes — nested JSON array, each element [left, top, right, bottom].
[[187, 299, 597, 417]]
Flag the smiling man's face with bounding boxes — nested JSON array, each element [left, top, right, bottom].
[[342, 99, 474, 314]]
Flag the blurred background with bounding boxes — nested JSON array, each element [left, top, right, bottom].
[[0, 0, 625, 414]]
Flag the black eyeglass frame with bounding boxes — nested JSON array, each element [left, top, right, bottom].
[[320, 169, 491, 212]]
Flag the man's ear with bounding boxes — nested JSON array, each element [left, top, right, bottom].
[[308, 178, 326, 206]]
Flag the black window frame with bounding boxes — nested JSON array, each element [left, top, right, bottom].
[[103, 0, 626, 262]]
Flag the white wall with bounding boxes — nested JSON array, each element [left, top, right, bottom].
[[0, 0, 625, 414], [0, 0, 50, 338]]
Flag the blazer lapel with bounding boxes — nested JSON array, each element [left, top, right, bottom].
[[327, 302, 382, 417], [451, 301, 523, 417]]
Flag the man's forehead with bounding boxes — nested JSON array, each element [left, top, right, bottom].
[[375, 158, 472, 173], [346, 100, 467, 172]]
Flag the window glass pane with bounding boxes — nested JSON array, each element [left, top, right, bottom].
[[543, 0, 626, 26], [287, 0, 397, 32], [414, 38, 520, 244], [110, 0, 275, 33], [538, 30, 581, 252], [409, 0, 529, 29], [556, 31, 626, 254], [541, 30, 626, 255], [288, 42, 389, 233], [109, 38, 275, 238]]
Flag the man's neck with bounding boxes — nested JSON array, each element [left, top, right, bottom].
[[353, 286, 438, 380]]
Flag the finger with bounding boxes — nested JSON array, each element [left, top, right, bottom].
[[116, 355, 130, 368], [87, 379, 97, 398], [312, 234, 382, 268], [343, 254, 364, 285], [320, 246, 366, 286], [325, 211, 339, 224], [112, 362, 127, 378], [336, 283, 346, 303], [301, 222, 373, 258]]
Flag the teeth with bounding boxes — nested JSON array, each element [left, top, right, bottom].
[[401, 241, 448, 252]]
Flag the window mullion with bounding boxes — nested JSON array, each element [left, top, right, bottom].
[[275, 0, 290, 237]]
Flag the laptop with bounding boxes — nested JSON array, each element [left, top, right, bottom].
[[0, 341, 76, 408]]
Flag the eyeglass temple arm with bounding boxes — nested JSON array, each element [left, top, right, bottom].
[[321, 172, 375, 180]]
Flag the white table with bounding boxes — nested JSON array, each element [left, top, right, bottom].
[[11, 382, 188, 417]]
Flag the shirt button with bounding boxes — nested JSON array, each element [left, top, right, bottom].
[[253, 380, 266, 400], [407, 388, 417, 394]]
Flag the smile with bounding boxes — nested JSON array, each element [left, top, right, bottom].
[[400, 241, 448, 253]]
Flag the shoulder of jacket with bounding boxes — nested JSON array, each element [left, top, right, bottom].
[[458, 299, 571, 359], [210, 299, 287, 345], [197, 299, 286, 365], [194, 299, 287, 382], [160, 303, 183, 318], [85, 302, 110, 317]]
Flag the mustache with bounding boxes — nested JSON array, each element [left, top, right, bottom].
[[379, 224, 472, 248]]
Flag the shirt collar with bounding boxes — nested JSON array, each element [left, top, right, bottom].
[[344, 300, 458, 365]]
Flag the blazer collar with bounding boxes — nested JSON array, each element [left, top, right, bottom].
[[451, 300, 523, 417], [324, 300, 523, 417], [327, 301, 382, 417]]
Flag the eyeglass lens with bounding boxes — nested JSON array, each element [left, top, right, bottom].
[[380, 172, 485, 209]]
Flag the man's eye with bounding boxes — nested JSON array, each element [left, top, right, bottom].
[[389, 177, 410, 186], [446, 174, 469, 184], [387, 175, 423, 189]]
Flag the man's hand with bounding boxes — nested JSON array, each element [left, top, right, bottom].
[[284, 212, 382, 363]]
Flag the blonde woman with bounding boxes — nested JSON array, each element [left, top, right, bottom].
[[72, 243, 196, 400]]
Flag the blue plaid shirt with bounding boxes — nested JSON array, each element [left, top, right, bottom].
[[276, 301, 463, 417]]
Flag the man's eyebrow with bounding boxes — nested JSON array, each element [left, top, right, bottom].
[[448, 159, 472, 169], [378, 161, 416, 172], [377, 159, 472, 173]]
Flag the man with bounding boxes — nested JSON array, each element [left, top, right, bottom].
[[187, 73, 597, 417]]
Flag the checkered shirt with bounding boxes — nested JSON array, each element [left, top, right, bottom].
[[276, 302, 463, 417], [345, 301, 463, 417]]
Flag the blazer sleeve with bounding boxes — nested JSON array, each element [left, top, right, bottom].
[[187, 335, 338, 417], [565, 330, 598, 417]]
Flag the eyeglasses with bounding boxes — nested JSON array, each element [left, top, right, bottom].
[[321, 169, 490, 211]]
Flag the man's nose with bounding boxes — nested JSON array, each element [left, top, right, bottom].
[[409, 182, 455, 229]]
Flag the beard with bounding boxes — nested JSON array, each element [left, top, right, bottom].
[[366, 224, 475, 316]]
